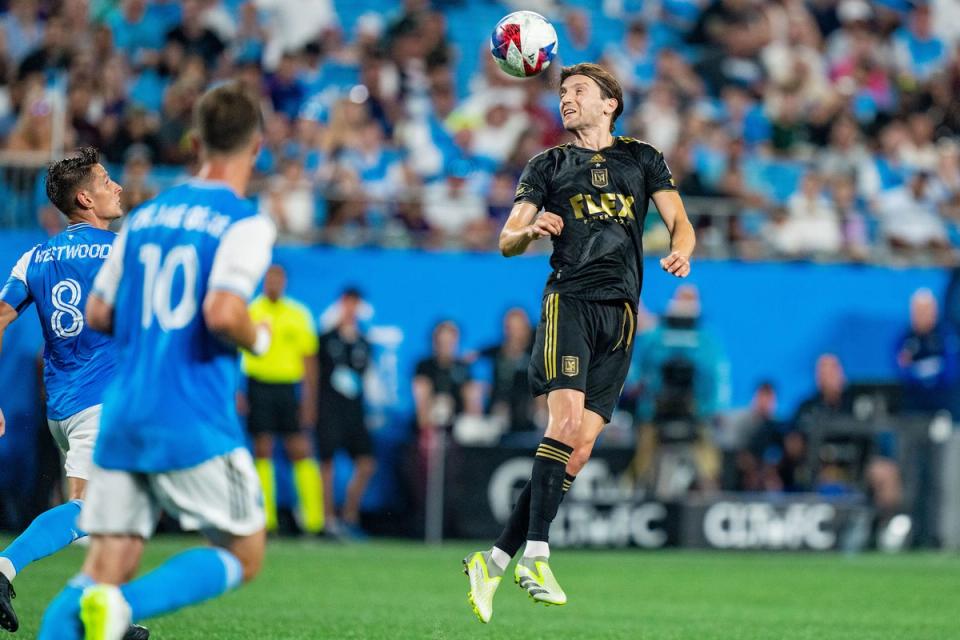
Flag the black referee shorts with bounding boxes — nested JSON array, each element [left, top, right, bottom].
[[317, 404, 373, 462], [246, 379, 300, 435], [528, 293, 636, 423]]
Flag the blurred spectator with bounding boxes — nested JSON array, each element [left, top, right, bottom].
[[892, 1, 948, 83], [253, 0, 337, 70], [896, 288, 959, 413], [557, 8, 602, 65], [5, 87, 73, 152], [720, 381, 799, 492], [230, 1, 267, 64], [477, 308, 539, 440], [317, 288, 376, 538], [413, 321, 480, 436], [875, 170, 952, 259], [102, 105, 163, 164], [604, 21, 657, 97], [119, 143, 158, 212], [817, 116, 871, 181], [339, 118, 407, 229], [18, 14, 72, 78], [1, 0, 43, 65], [165, 0, 225, 69], [107, 0, 169, 67], [831, 173, 872, 260], [410, 320, 481, 535], [795, 353, 904, 529], [266, 52, 305, 119], [67, 83, 102, 150], [767, 171, 843, 256], [260, 156, 317, 242], [422, 159, 487, 248]]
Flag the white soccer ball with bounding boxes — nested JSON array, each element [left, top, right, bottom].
[[490, 11, 558, 79]]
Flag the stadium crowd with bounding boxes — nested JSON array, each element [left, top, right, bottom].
[[0, 0, 959, 261]]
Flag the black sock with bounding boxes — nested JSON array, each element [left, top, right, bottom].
[[494, 472, 577, 557], [527, 437, 573, 543]]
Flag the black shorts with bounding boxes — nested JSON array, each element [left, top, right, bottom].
[[317, 404, 373, 462], [528, 293, 636, 423], [247, 380, 299, 435]]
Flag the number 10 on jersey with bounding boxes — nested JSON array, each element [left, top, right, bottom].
[[138, 243, 199, 331]]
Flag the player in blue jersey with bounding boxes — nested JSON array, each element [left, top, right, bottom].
[[37, 82, 276, 640], [0, 148, 149, 639]]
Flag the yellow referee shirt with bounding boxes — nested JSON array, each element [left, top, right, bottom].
[[241, 296, 319, 384]]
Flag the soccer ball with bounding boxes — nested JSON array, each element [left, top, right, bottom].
[[490, 11, 558, 78]]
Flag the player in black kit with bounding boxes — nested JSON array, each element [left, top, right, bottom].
[[464, 63, 696, 623]]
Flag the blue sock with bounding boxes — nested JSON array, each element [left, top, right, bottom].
[[37, 574, 92, 640], [122, 547, 244, 622], [0, 500, 86, 576]]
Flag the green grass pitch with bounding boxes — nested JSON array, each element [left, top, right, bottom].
[[2, 536, 958, 639]]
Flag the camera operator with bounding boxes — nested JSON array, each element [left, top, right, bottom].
[[632, 285, 729, 497]]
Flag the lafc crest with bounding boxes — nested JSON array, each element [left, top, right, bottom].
[[562, 355, 580, 376], [591, 168, 608, 188]]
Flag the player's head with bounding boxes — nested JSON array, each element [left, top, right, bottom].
[[45, 146, 123, 222], [558, 63, 623, 134], [194, 81, 262, 162], [263, 264, 286, 301]]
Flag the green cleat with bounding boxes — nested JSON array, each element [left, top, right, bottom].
[[514, 556, 567, 606], [80, 584, 131, 640], [462, 550, 503, 623]]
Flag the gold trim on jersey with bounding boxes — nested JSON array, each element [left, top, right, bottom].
[[624, 303, 635, 347], [544, 293, 559, 380]]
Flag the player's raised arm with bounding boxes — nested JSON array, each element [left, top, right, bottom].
[[654, 190, 696, 278], [204, 214, 277, 354], [499, 202, 563, 257]]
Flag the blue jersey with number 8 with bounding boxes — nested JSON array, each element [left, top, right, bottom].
[[0, 223, 118, 420]]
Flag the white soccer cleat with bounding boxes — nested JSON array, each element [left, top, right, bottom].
[[80, 584, 132, 640], [515, 556, 567, 606], [462, 550, 503, 623]]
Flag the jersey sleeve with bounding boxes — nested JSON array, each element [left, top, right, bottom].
[[92, 226, 128, 306], [0, 246, 37, 312], [208, 215, 277, 300], [642, 146, 677, 195], [514, 153, 552, 209]]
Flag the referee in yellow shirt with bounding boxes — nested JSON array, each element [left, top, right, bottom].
[[241, 264, 323, 534]]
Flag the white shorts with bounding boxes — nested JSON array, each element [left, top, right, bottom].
[[79, 448, 265, 540], [47, 404, 101, 480]]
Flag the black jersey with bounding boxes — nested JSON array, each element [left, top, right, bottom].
[[514, 137, 676, 302]]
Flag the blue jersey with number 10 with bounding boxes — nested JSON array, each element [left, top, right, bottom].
[[0, 223, 118, 420], [92, 181, 275, 472]]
